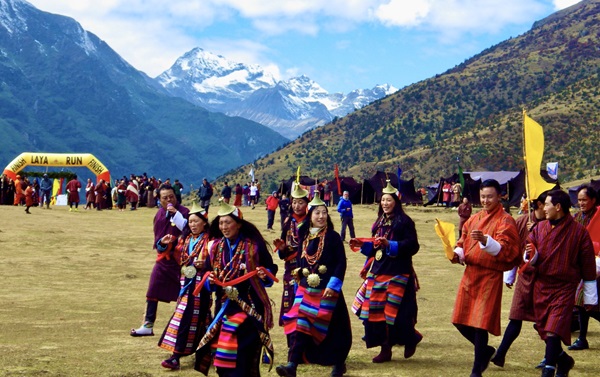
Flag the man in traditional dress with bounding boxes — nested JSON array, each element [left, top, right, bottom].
[[94, 179, 106, 210], [66, 175, 82, 211], [527, 189, 597, 377], [130, 184, 190, 337], [569, 185, 600, 351], [491, 191, 549, 368], [451, 179, 521, 377]]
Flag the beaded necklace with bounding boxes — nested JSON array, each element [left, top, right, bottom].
[[180, 233, 206, 266], [301, 227, 326, 265], [372, 213, 394, 240], [213, 236, 247, 282]]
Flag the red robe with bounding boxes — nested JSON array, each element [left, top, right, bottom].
[[452, 204, 520, 335], [530, 215, 596, 344], [508, 212, 542, 322], [66, 179, 81, 203]]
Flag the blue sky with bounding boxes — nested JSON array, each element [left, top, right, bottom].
[[28, 0, 581, 94]]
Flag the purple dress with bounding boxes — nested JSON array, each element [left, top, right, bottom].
[[146, 204, 190, 302]]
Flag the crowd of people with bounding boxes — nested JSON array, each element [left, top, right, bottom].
[[125, 178, 598, 377], [0, 172, 188, 213], [4, 169, 597, 377]]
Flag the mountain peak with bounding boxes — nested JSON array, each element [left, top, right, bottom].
[[0, 0, 30, 34], [156, 48, 395, 138]]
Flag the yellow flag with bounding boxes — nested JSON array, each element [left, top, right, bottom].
[[434, 218, 456, 260], [524, 113, 555, 200], [50, 177, 60, 205]]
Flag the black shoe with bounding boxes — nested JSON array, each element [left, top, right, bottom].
[[331, 363, 347, 377], [567, 337, 588, 351], [491, 350, 505, 368], [556, 352, 575, 377], [481, 346, 495, 372], [536, 358, 547, 369], [541, 366, 556, 377], [275, 362, 297, 377]]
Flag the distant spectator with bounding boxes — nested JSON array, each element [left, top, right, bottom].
[[127, 179, 140, 210], [172, 179, 183, 204], [24, 180, 33, 214], [337, 190, 355, 241], [457, 197, 472, 238], [323, 180, 332, 206], [265, 191, 279, 230], [234, 183, 243, 206], [85, 178, 96, 210], [278, 193, 290, 228], [39, 174, 52, 209], [197, 178, 213, 214], [95, 179, 107, 211], [249, 182, 258, 209], [66, 175, 82, 212], [221, 181, 232, 203]]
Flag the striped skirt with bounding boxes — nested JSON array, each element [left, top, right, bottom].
[[213, 311, 248, 369], [283, 286, 338, 345], [356, 273, 409, 325]]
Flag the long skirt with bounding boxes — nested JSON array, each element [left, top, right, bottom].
[[159, 277, 212, 355]]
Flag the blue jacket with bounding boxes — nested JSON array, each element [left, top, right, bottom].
[[337, 197, 353, 218], [40, 177, 53, 192]]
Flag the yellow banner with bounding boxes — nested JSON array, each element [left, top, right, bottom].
[[3, 152, 110, 183], [523, 114, 555, 200]]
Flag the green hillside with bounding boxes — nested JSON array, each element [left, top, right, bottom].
[[220, 0, 600, 189]]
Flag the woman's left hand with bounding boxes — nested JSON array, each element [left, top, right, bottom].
[[375, 237, 389, 248], [256, 267, 266, 280], [322, 288, 335, 299]]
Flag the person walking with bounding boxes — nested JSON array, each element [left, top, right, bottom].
[[527, 189, 597, 377], [130, 184, 190, 337], [39, 174, 52, 209], [158, 201, 213, 370], [351, 180, 422, 364], [451, 179, 521, 377], [276, 194, 351, 377], [337, 191, 355, 242], [265, 191, 279, 231], [194, 200, 278, 376]]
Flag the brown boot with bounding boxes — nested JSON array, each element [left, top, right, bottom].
[[372, 345, 392, 363]]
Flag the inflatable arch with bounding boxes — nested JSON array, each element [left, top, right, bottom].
[[3, 152, 111, 183]]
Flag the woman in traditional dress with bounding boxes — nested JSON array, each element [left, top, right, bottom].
[[276, 193, 351, 377], [350, 180, 422, 363], [157, 201, 213, 370], [272, 185, 309, 350], [195, 200, 278, 377]]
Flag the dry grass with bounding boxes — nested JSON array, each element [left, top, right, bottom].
[[1, 202, 599, 377]]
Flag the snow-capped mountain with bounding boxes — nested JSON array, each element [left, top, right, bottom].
[[156, 48, 398, 138]]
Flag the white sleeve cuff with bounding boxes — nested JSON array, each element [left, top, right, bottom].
[[504, 267, 517, 285], [172, 211, 187, 231], [454, 247, 465, 264], [583, 280, 598, 306], [596, 257, 600, 278], [480, 235, 501, 256], [523, 248, 539, 265]]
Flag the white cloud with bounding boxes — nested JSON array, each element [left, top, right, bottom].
[[26, 0, 556, 77], [553, 0, 582, 10]]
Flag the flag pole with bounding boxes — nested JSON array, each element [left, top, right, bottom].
[[522, 109, 533, 217]]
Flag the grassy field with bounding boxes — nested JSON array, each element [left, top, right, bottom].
[[1, 202, 599, 377]]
